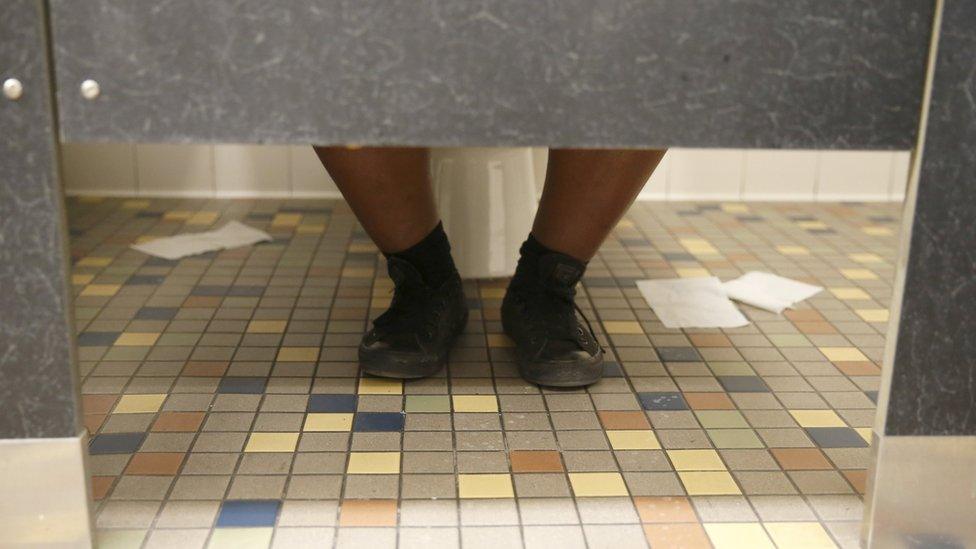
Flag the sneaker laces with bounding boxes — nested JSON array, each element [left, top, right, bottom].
[[517, 280, 599, 347], [374, 270, 446, 341]]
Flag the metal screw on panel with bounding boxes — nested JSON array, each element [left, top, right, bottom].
[[80, 79, 100, 100], [3, 78, 23, 100]]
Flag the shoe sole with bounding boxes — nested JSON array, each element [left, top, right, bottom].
[[359, 309, 468, 380], [515, 348, 605, 388]]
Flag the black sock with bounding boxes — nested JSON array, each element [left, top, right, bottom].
[[386, 222, 457, 287], [513, 234, 588, 286]]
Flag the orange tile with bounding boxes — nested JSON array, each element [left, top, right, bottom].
[[83, 414, 106, 434], [795, 321, 839, 335], [834, 361, 881, 376], [339, 499, 397, 527], [152, 412, 206, 432], [125, 452, 184, 475], [684, 392, 736, 410], [643, 523, 711, 548], [843, 470, 868, 494], [90, 476, 114, 500], [598, 411, 651, 430], [510, 450, 564, 473], [784, 309, 825, 322], [688, 334, 733, 348], [182, 296, 222, 308], [182, 361, 228, 376], [771, 448, 833, 470], [634, 496, 698, 523], [82, 394, 118, 415]]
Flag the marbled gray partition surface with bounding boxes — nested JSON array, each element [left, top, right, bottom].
[[885, 0, 976, 436], [0, 0, 81, 438], [51, 0, 931, 148]]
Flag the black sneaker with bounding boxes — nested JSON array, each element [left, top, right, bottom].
[[501, 252, 604, 387], [359, 257, 468, 379]]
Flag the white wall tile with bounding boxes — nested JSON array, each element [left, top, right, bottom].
[[742, 150, 819, 200], [290, 146, 340, 197], [531, 147, 548, 196], [135, 144, 215, 197], [667, 148, 744, 200], [889, 151, 911, 200], [214, 144, 290, 197], [60, 143, 137, 195], [816, 150, 893, 201], [639, 151, 669, 200]]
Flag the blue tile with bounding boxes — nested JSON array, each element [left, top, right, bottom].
[[216, 500, 281, 528], [602, 361, 624, 377], [135, 307, 178, 320], [656, 347, 702, 362], [217, 377, 267, 394], [805, 427, 869, 448], [308, 394, 358, 413], [717, 376, 770, 393], [89, 432, 145, 454], [865, 391, 879, 403], [353, 412, 405, 432], [638, 392, 688, 411], [621, 238, 650, 246], [662, 252, 696, 261], [125, 275, 166, 286], [583, 277, 618, 288], [77, 332, 120, 346]]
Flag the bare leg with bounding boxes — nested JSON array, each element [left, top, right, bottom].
[[532, 148, 666, 261], [313, 146, 437, 253]]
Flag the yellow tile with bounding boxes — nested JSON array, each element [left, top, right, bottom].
[[163, 210, 192, 221], [486, 334, 514, 348], [296, 224, 326, 235], [840, 268, 878, 280], [479, 288, 506, 299], [114, 332, 160, 346], [303, 413, 353, 432], [789, 410, 846, 428], [244, 432, 299, 453], [134, 235, 158, 244], [348, 243, 376, 253], [347, 452, 400, 474], [677, 268, 710, 278], [72, 274, 94, 285], [704, 523, 774, 549], [776, 245, 809, 256], [114, 394, 166, 414], [680, 238, 718, 255], [863, 226, 893, 236], [342, 267, 374, 277], [856, 309, 889, 322], [371, 296, 392, 309], [358, 377, 403, 395], [797, 220, 827, 229], [667, 449, 726, 471], [721, 203, 749, 213], [765, 522, 837, 548], [458, 474, 515, 499], [616, 219, 635, 228], [602, 321, 644, 334], [121, 199, 151, 210], [76, 256, 113, 267], [276, 347, 319, 362], [829, 287, 870, 300], [80, 284, 120, 297], [272, 213, 302, 227], [247, 320, 287, 333], [678, 471, 740, 495], [453, 395, 498, 413], [207, 527, 273, 549], [187, 211, 218, 225], [78, 196, 104, 203], [819, 347, 868, 362], [607, 430, 660, 450], [855, 427, 873, 444], [849, 252, 882, 264], [568, 472, 629, 497]]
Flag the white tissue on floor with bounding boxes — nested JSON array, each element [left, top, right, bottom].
[[722, 271, 823, 314], [636, 277, 750, 329], [130, 221, 272, 260]]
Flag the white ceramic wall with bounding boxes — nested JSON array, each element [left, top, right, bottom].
[[61, 144, 910, 202]]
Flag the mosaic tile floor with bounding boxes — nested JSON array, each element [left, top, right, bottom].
[[67, 197, 900, 549]]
